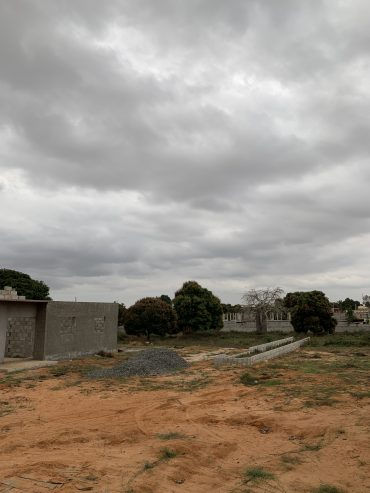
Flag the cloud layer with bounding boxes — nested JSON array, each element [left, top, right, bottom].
[[1, 1, 370, 304]]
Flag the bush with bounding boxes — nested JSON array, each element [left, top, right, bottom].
[[117, 303, 127, 326], [284, 291, 337, 335], [173, 281, 223, 333], [125, 297, 178, 340]]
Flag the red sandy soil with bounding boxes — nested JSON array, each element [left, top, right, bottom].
[[0, 354, 369, 493]]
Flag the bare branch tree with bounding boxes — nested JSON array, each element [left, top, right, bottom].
[[241, 287, 284, 333]]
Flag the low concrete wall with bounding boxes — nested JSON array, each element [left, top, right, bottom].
[[222, 320, 370, 334], [221, 320, 293, 333], [214, 338, 310, 367], [335, 324, 370, 333], [42, 301, 118, 360], [229, 337, 294, 359], [243, 336, 294, 355]]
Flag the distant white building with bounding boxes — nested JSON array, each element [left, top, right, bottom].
[[354, 304, 370, 322]]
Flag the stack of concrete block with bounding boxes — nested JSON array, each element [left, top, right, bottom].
[[0, 287, 26, 301]]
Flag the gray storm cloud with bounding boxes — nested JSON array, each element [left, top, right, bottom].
[[0, 0, 369, 304]]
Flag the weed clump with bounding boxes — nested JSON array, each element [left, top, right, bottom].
[[311, 484, 346, 493], [157, 432, 186, 440], [160, 448, 178, 460], [240, 372, 282, 387], [244, 467, 275, 483]]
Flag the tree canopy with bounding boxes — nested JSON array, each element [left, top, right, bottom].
[[337, 298, 361, 312], [173, 281, 223, 333], [117, 303, 127, 326], [160, 294, 172, 306], [242, 287, 284, 333], [0, 268, 50, 300], [221, 303, 242, 313], [284, 290, 337, 334], [125, 297, 178, 340]]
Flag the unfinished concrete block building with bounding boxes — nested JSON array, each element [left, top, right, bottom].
[[0, 287, 118, 363]]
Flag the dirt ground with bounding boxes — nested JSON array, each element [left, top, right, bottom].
[[0, 346, 369, 493]]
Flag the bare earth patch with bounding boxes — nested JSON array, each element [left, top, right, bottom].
[[0, 346, 369, 493]]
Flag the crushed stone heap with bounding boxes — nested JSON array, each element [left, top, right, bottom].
[[88, 348, 189, 378]]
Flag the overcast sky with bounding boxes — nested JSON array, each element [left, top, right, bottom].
[[1, 1, 369, 305]]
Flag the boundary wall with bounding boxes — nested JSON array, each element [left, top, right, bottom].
[[221, 320, 370, 333]]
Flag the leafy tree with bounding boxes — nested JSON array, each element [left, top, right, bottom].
[[173, 281, 223, 333], [337, 298, 361, 312], [125, 297, 178, 341], [0, 268, 50, 300], [336, 298, 361, 324], [242, 287, 284, 333], [362, 294, 370, 308], [117, 303, 127, 326], [284, 290, 337, 334], [160, 294, 172, 306], [221, 303, 242, 313]]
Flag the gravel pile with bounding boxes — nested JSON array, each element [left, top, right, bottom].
[[88, 348, 189, 378]]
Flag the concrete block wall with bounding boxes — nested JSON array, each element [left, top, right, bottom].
[[245, 336, 294, 355], [41, 301, 118, 360], [221, 320, 293, 333], [1, 299, 118, 362], [222, 319, 370, 334], [244, 338, 310, 365]]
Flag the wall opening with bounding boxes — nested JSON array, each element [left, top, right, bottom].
[[5, 316, 36, 358]]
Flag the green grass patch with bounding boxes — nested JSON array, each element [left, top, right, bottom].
[[308, 332, 370, 348], [0, 371, 49, 388], [160, 448, 179, 461], [302, 443, 322, 452], [240, 372, 282, 387], [304, 396, 339, 407], [49, 362, 101, 378], [49, 365, 72, 377], [131, 331, 294, 349], [244, 467, 275, 483], [311, 484, 346, 493], [350, 390, 370, 399], [157, 432, 187, 440]]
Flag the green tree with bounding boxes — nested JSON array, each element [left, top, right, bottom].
[[125, 297, 178, 341], [336, 298, 361, 324], [173, 281, 223, 333], [363, 294, 370, 307], [117, 303, 127, 326], [337, 298, 361, 312], [284, 290, 337, 335], [160, 294, 172, 306], [221, 303, 242, 313], [0, 268, 50, 300]]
